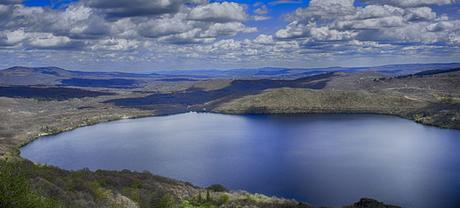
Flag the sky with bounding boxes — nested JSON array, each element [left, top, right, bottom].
[[0, 0, 459, 72]]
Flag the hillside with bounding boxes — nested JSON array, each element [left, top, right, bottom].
[[215, 88, 427, 114], [215, 70, 460, 129]]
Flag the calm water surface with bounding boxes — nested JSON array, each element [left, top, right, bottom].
[[21, 113, 460, 208]]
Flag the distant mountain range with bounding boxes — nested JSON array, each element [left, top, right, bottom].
[[153, 63, 460, 77], [1, 63, 459, 87]]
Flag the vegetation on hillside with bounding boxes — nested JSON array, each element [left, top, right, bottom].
[[215, 88, 427, 114], [0, 160, 59, 208], [0, 160, 311, 208], [215, 70, 460, 129]]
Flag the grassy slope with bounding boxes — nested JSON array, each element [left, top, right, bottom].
[[215, 88, 426, 114], [0, 159, 312, 208], [215, 71, 460, 129]]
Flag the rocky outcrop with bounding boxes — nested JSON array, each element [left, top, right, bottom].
[[344, 198, 401, 208]]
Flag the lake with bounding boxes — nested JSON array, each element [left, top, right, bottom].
[[20, 112, 460, 208]]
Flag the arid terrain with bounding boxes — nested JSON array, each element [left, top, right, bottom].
[[1, 64, 459, 208]]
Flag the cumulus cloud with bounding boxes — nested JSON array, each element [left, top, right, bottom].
[[365, 0, 455, 8], [249, 0, 460, 68], [253, 15, 271, 21], [252, 3, 270, 21], [254, 34, 274, 45], [0, 0, 458, 70], [188, 2, 247, 22], [82, 0, 186, 18], [204, 22, 256, 37], [276, 0, 460, 47], [294, 0, 355, 19], [137, 13, 192, 38], [27, 33, 71, 48], [254, 4, 268, 15], [90, 38, 141, 51], [0, 0, 255, 48], [0, 29, 26, 46]]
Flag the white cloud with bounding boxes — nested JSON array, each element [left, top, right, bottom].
[[0, 0, 255, 48], [83, 0, 186, 18], [0, 0, 459, 70], [0, 29, 26, 46], [26, 33, 74, 48], [426, 21, 454, 32], [188, 2, 247, 22], [365, 0, 455, 8], [253, 15, 271, 21], [254, 34, 274, 45], [203, 22, 256, 37], [352, 5, 404, 20], [404, 7, 437, 21], [276, 0, 459, 46], [138, 13, 192, 38], [310, 0, 354, 7], [91, 38, 140, 51], [337, 16, 406, 29], [306, 0, 354, 17], [254, 4, 268, 15], [309, 26, 356, 41]]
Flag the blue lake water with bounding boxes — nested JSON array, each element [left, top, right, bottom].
[[20, 113, 460, 208]]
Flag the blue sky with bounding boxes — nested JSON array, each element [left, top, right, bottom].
[[23, 0, 76, 8], [0, 0, 459, 71]]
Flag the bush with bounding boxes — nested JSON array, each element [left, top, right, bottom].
[[0, 161, 59, 208], [153, 193, 177, 208], [217, 194, 230, 205], [206, 184, 227, 192]]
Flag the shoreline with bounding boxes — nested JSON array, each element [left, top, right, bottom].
[[12, 109, 459, 159], [213, 110, 460, 130], [6, 113, 155, 161]]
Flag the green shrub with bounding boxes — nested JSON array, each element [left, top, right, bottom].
[[206, 190, 211, 202], [0, 161, 60, 208], [153, 193, 177, 208], [217, 194, 230, 205], [206, 184, 227, 192]]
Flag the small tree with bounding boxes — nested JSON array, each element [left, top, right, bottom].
[[206, 184, 227, 192], [206, 190, 211, 202], [154, 193, 176, 208], [197, 192, 203, 202]]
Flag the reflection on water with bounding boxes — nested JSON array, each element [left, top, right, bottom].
[[21, 112, 460, 208]]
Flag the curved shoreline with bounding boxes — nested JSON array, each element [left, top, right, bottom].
[[12, 109, 459, 160]]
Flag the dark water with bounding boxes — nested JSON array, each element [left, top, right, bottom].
[[21, 113, 460, 208]]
